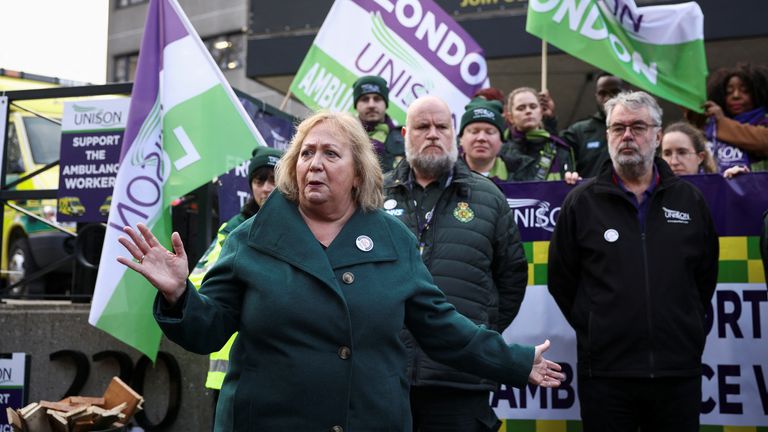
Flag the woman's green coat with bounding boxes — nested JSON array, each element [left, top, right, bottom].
[[154, 192, 534, 431]]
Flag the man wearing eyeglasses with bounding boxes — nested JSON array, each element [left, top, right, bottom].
[[547, 91, 719, 431]]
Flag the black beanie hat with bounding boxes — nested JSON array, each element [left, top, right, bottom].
[[459, 99, 505, 137], [248, 146, 284, 182], [352, 75, 389, 107]]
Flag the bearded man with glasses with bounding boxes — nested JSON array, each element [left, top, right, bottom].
[[547, 91, 719, 431]]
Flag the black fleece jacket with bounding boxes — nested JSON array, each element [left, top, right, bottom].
[[548, 158, 719, 378]]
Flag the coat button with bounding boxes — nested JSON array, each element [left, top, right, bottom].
[[338, 346, 351, 360], [331, 426, 343, 432], [341, 272, 354, 284]]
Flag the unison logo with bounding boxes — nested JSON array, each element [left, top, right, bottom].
[[662, 206, 691, 224], [372, 0, 488, 86], [72, 104, 124, 128], [507, 198, 561, 232], [717, 145, 744, 163], [270, 130, 288, 149], [0, 366, 11, 384]]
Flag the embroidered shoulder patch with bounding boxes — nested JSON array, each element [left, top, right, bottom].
[[453, 202, 475, 223]]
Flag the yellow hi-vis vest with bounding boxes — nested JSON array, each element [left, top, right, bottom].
[[189, 216, 244, 390], [205, 333, 236, 389]]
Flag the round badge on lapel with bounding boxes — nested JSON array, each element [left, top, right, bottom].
[[384, 199, 398, 210], [604, 229, 619, 243], [356, 235, 374, 252]]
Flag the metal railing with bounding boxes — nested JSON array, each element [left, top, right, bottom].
[[0, 84, 131, 301]]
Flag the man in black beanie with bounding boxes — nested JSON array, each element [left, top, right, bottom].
[[458, 99, 511, 182], [352, 75, 405, 173]]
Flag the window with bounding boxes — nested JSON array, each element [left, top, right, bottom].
[[203, 32, 245, 71], [23, 117, 61, 165], [112, 32, 244, 82], [6, 122, 24, 174], [113, 53, 139, 83]]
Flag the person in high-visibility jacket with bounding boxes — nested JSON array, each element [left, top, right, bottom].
[[189, 145, 284, 393]]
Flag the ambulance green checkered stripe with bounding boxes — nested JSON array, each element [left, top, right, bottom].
[[522, 236, 764, 285], [719, 261, 749, 283], [748, 236, 761, 260], [501, 419, 584, 431]]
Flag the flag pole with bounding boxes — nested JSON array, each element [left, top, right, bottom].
[[279, 90, 292, 112], [541, 39, 548, 91]]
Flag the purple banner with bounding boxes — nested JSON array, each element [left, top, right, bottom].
[[57, 131, 123, 222], [254, 116, 293, 151], [0, 389, 24, 419], [0, 353, 27, 424], [217, 162, 249, 223], [240, 97, 294, 151], [216, 101, 295, 221], [351, 0, 487, 97], [499, 181, 572, 242], [500, 173, 768, 242], [686, 173, 768, 236]]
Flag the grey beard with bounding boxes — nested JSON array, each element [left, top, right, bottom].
[[614, 154, 652, 181], [409, 152, 456, 180]]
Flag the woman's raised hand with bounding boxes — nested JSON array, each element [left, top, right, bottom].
[[117, 223, 189, 305], [703, 100, 725, 120]]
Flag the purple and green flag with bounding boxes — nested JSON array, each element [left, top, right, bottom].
[[526, 0, 708, 112], [289, 0, 490, 125], [88, 0, 265, 360]]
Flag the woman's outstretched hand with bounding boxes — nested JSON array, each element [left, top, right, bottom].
[[117, 223, 189, 305], [528, 339, 565, 388]]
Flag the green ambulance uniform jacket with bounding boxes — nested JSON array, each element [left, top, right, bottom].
[[366, 116, 405, 174], [501, 128, 576, 181], [560, 112, 610, 178], [189, 212, 247, 390], [154, 192, 535, 432]]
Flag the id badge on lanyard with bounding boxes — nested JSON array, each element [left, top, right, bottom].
[[534, 141, 557, 181]]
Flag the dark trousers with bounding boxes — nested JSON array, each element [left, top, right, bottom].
[[578, 376, 701, 432], [410, 386, 500, 432], [211, 389, 220, 431]]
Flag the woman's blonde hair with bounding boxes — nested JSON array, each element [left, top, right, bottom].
[[275, 111, 384, 212], [507, 86, 539, 111]]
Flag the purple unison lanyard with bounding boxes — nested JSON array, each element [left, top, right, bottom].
[[413, 174, 453, 256]]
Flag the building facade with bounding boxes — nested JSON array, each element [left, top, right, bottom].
[[107, 0, 309, 117], [109, 0, 768, 125]]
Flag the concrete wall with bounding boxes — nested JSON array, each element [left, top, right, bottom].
[[0, 301, 213, 431]]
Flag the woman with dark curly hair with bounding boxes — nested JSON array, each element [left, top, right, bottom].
[[704, 63, 768, 174]]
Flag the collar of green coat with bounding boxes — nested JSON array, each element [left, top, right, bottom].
[[247, 192, 399, 279]]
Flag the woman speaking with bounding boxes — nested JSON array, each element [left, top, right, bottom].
[[117, 111, 563, 431]]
